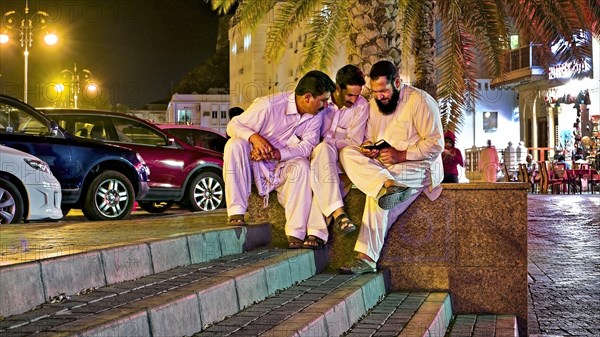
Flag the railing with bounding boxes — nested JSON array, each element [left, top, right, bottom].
[[504, 44, 543, 72]]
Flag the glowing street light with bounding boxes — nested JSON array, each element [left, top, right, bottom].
[[60, 62, 94, 109], [0, 0, 58, 103]]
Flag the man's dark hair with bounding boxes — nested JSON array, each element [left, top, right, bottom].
[[228, 106, 244, 120], [295, 70, 336, 97], [369, 60, 399, 83], [336, 64, 365, 89]]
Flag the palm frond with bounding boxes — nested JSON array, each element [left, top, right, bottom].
[[231, 0, 280, 34], [209, 0, 239, 14], [264, 0, 322, 63], [436, 1, 478, 132], [300, 0, 348, 72]]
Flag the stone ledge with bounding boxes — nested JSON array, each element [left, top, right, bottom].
[[245, 182, 528, 334]]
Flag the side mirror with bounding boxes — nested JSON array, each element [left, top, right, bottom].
[[49, 121, 59, 137], [167, 137, 175, 146]]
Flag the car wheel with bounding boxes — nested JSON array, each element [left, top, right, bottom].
[[82, 171, 134, 221], [0, 179, 24, 224], [138, 201, 174, 214], [186, 172, 225, 212]]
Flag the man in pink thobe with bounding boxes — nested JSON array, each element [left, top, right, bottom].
[[479, 140, 500, 182], [338, 60, 444, 274], [303, 65, 370, 249], [223, 70, 336, 249]]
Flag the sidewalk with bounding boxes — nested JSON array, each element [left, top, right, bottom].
[[0, 195, 598, 336], [527, 194, 600, 336]]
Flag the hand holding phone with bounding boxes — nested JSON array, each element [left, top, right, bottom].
[[363, 139, 391, 150]]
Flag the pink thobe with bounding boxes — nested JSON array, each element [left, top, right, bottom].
[[479, 147, 500, 182], [307, 96, 369, 241], [339, 85, 444, 262], [224, 92, 321, 240]]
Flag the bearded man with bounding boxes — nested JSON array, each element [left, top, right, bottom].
[[338, 60, 444, 274]]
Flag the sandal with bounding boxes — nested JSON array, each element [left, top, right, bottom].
[[377, 184, 411, 210], [333, 213, 356, 235], [287, 236, 304, 249], [227, 214, 246, 226], [339, 258, 377, 275], [302, 235, 326, 250]]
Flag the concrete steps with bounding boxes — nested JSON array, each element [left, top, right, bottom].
[[0, 247, 326, 336], [0, 223, 520, 336]]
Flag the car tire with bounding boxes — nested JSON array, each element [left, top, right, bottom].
[[82, 170, 134, 221], [138, 201, 174, 214], [186, 172, 225, 212], [0, 179, 24, 224]]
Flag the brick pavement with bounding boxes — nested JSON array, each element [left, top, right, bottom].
[[527, 194, 600, 336]]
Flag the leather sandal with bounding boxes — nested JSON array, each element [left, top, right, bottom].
[[333, 213, 356, 234], [227, 214, 246, 225], [339, 258, 377, 275], [377, 184, 411, 210], [302, 235, 326, 250], [287, 236, 304, 249]]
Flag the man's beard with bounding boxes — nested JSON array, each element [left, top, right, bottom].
[[375, 88, 400, 115]]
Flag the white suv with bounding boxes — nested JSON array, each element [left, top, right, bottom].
[[0, 145, 63, 224]]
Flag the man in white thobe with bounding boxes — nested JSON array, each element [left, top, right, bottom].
[[304, 65, 369, 249], [223, 70, 336, 249], [339, 60, 444, 274]]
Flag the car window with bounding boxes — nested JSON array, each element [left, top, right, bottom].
[[195, 130, 226, 152], [53, 115, 113, 141], [0, 103, 49, 135], [113, 118, 167, 146], [166, 128, 225, 152]]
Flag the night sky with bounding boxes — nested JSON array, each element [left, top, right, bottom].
[[0, 0, 219, 108]]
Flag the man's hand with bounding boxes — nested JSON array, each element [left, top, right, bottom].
[[379, 147, 407, 166], [249, 133, 274, 160], [360, 141, 379, 158], [251, 148, 281, 161]]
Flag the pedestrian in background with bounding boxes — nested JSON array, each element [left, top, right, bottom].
[[442, 130, 463, 183], [479, 139, 500, 182]]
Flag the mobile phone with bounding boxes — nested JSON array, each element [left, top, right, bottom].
[[363, 139, 391, 150]]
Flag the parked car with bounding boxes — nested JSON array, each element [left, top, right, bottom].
[[0, 94, 150, 221], [156, 124, 227, 153], [0, 145, 63, 224], [41, 109, 225, 213]]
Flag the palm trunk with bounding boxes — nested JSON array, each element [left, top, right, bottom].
[[412, 0, 437, 99], [347, 0, 401, 76]]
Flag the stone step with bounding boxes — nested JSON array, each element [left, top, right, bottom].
[[192, 272, 388, 337], [0, 247, 327, 336], [447, 314, 519, 337], [345, 291, 453, 337], [0, 224, 271, 318]]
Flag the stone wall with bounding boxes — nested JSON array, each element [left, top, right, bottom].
[[246, 182, 529, 331]]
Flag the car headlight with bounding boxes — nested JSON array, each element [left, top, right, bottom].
[[24, 158, 51, 173]]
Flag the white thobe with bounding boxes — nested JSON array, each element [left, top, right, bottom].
[[339, 84, 444, 262], [307, 96, 369, 241], [479, 147, 500, 182], [224, 92, 321, 240]]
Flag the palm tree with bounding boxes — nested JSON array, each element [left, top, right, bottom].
[[209, 0, 600, 131]]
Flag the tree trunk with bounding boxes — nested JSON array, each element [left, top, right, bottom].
[[347, 0, 401, 76], [412, 0, 437, 99]]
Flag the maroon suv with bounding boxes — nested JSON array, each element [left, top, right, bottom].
[[42, 109, 225, 213]]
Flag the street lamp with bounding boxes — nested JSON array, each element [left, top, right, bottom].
[[60, 62, 94, 109], [0, 0, 58, 103]]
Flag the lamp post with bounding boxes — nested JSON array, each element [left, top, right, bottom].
[[0, 0, 58, 103], [60, 63, 94, 109]]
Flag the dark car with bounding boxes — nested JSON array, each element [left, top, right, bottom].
[[156, 124, 227, 153], [42, 109, 225, 213], [0, 94, 150, 221]]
